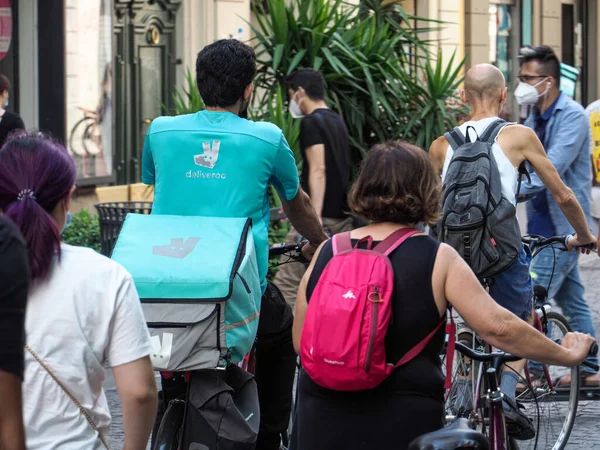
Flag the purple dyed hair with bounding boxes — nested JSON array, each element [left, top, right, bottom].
[[0, 132, 76, 280]]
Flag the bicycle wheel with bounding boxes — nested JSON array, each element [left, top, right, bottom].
[[68, 117, 93, 157], [153, 398, 185, 450], [516, 311, 579, 450], [443, 327, 486, 426], [82, 121, 102, 156]]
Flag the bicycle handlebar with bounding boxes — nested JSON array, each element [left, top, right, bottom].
[[455, 342, 600, 371], [454, 342, 521, 364], [521, 235, 570, 252], [586, 343, 600, 372], [522, 234, 596, 254], [268, 243, 307, 263]]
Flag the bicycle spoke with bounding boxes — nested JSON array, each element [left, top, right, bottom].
[[515, 312, 579, 450]]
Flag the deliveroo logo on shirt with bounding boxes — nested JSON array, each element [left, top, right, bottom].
[[194, 140, 220, 168], [187, 140, 227, 179]]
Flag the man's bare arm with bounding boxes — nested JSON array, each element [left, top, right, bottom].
[[280, 187, 328, 246], [428, 136, 448, 177], [514, 125, 594, 241], [305, 144, 326, 219], [0, 372, 25, 450]]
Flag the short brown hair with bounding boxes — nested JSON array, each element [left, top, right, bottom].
[[348, 141, 440, 225], [0, 74, 10, 93]]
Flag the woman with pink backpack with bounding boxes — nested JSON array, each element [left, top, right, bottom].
[[290, 141, 594, 449]]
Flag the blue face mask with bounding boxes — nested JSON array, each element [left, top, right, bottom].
[[62, 212, 72, 234], [3, 99, 8, 108]]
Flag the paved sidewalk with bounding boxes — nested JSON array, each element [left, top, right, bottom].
[[106, 255, 600, 449]]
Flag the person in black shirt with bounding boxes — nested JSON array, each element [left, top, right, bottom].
[[0, 215, 29, 450], [0, 74, 25, 147], [274, 69, 353, 308]]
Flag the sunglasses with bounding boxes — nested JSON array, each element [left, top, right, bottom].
[[517, 75, 549, 83]]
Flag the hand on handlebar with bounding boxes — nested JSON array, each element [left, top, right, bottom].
[[561, 332, 597, 367], [566, 233, 597, 254], [301, 241, 320, 261]]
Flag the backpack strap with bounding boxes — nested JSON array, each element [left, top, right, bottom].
[[373, 228, 420, 256], [354, 235, 374, 250], [444, 127, 467, 151], [394, 314, 446, 368], [480, 119, 507, 144], [332, 232, 353, 255], [392, 308, 456, 391]]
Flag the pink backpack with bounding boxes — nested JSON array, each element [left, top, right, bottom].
[[300, 228, 453, 391]]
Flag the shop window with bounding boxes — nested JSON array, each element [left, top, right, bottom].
[[489, 3, 513, 119], [65, 0, 113, 184]]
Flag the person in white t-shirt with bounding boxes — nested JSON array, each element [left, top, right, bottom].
[[0, 132, 157, 450]]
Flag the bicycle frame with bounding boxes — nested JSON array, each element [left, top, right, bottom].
[[453, 341, 521, 450], [460, 303, 553, 449], [485, 367, 509, 450]]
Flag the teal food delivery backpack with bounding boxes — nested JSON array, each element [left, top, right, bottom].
[[111, 214, 261, 371]]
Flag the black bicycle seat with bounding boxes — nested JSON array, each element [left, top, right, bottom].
[[407, 418, 489, 450]]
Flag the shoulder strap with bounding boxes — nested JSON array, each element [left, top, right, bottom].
[[25, 345, 110, 450], [394, 315, 445, 368], [393, 308, 456, 393], [332, 232, 353, 255], [444, 127, 467, 151], [481, 119, 507, 144], [373, 228, 420, 256]]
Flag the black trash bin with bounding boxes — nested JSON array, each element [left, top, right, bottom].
[[95, 201, 153, 256]]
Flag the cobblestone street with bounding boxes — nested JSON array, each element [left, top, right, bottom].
[[106, 255, 600, 449]]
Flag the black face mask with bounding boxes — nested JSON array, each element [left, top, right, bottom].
[[239, 97, 249, 119]]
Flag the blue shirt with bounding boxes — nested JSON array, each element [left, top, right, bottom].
[[142, 111, 300, 293], [527, 93, 561, 237], [521, 93, 594, 237]]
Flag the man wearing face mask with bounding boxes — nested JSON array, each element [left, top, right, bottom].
[[515, 45, 599, 387], [274, 69, 353, 309], [430, 63, 597, 439], [142, 39, 327, 450]]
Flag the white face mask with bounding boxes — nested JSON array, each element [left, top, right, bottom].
[[289, 93, 304, 119], [514, 78, 549, 106]]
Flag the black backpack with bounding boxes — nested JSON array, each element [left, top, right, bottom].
[[435, 119, 526, 279]]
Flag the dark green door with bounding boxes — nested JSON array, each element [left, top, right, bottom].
[[114, 0, 180, 185]]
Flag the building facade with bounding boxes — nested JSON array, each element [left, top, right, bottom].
[[3, 0, 256, 189], [408, 0, 598, 121], [1, 0, 599, 195]]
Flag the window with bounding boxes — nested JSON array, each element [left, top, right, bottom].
[[65, 0, 113, 184], [489, 3, 514, 119]]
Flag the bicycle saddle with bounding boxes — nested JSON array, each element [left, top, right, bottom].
[[407, 418, 489, 450]]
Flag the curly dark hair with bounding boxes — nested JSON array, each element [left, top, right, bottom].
[[196, 39, 256, 108], [348, 141, 440, 225]]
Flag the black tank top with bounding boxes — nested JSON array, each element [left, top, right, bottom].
[[305, 234, 445, 398]]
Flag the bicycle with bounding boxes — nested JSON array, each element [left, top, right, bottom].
[[440, 234, 599, 450], [411, 340, 598, 450], [69, 106, 102, 158], [152, 242, 306, 450], [68, 106, 103, 178]]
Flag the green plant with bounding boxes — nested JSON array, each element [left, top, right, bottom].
[[252, 83, 302, 165], [61, 210, 102, 253], [169, 68, 205, 115], [249, 0, 465, 153], [396, 50, 468, 150]]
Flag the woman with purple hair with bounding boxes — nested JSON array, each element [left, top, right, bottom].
[[0, 132, 157, 450]]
